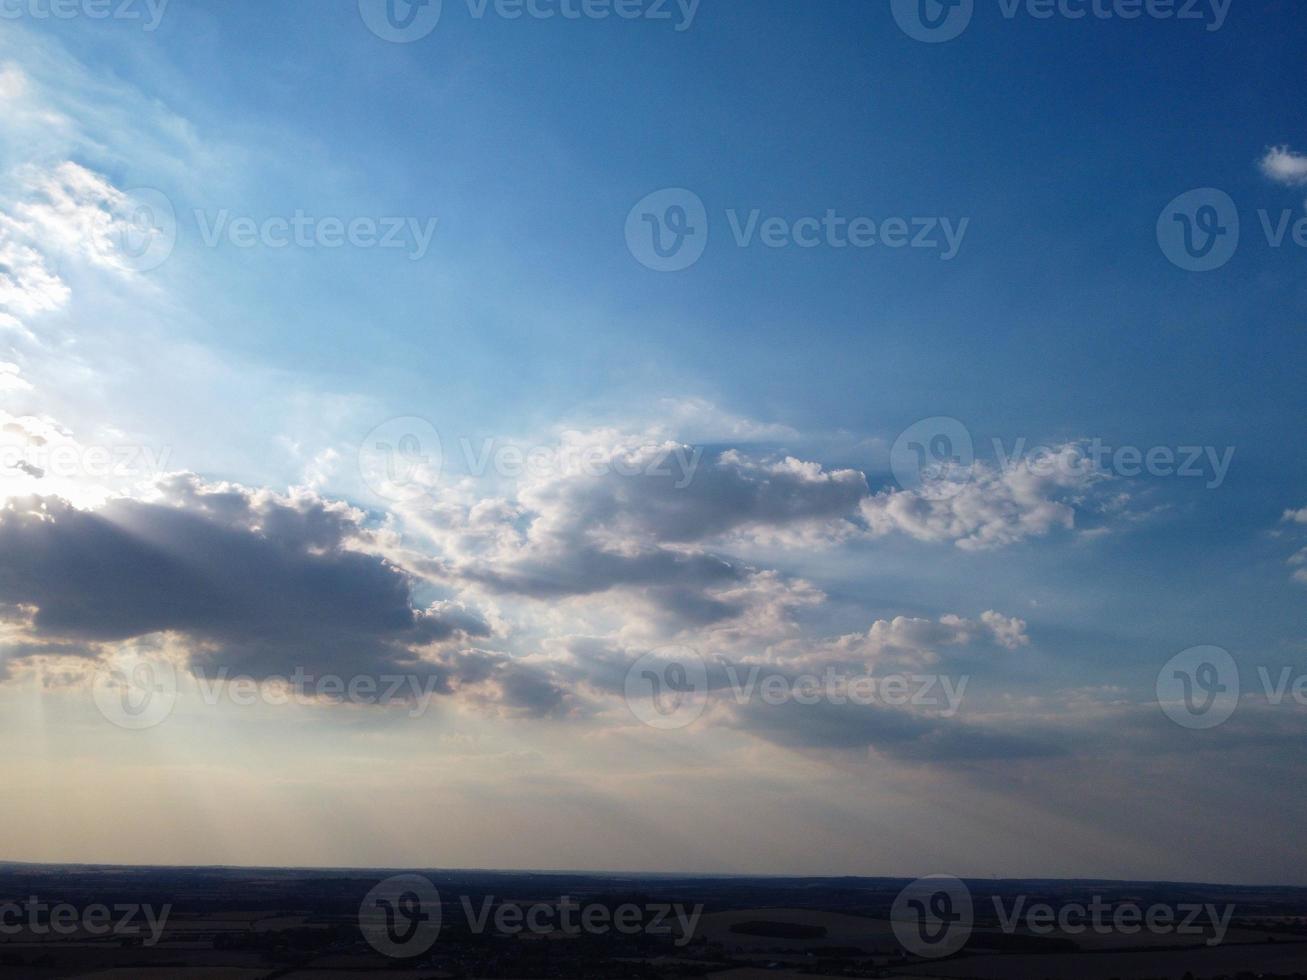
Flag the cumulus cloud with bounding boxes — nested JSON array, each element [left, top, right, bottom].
[[861, 444, 1111, 550], [411, 441, 867, 628], [0, 475, 519, 704], [1260, 145, 1307, 186], [758, 611, 1029, 675]]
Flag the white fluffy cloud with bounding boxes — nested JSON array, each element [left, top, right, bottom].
[[1260, 145, 1307, 186], [861, 444, 1111, 550]]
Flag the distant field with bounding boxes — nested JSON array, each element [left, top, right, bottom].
[[897, 940, 1307, 979], [695, 907, 897, 951]]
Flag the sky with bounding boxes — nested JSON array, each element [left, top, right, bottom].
[[0, 0, 1305, 884]]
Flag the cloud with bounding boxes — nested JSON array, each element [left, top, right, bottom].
[[760, 611, 1029, 674], [5, 161, 170, 277], [0, 63, 27, 101], [1282, 507, 1307, 586], [861, 444, 1111, 550], [0, 475, 501, 694], [0, 362, 29, 393], [0, 229, 69, 318], [1260, 145, 1307, 186], [412, 442, 866, 626], [727, 696, 1062, 762]]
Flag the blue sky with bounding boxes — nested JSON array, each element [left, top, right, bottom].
[[0, 0, 1305, 882]]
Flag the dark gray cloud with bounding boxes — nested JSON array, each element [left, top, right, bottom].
[[0, 476, 491, 682], [525, 450, 869, 545]]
